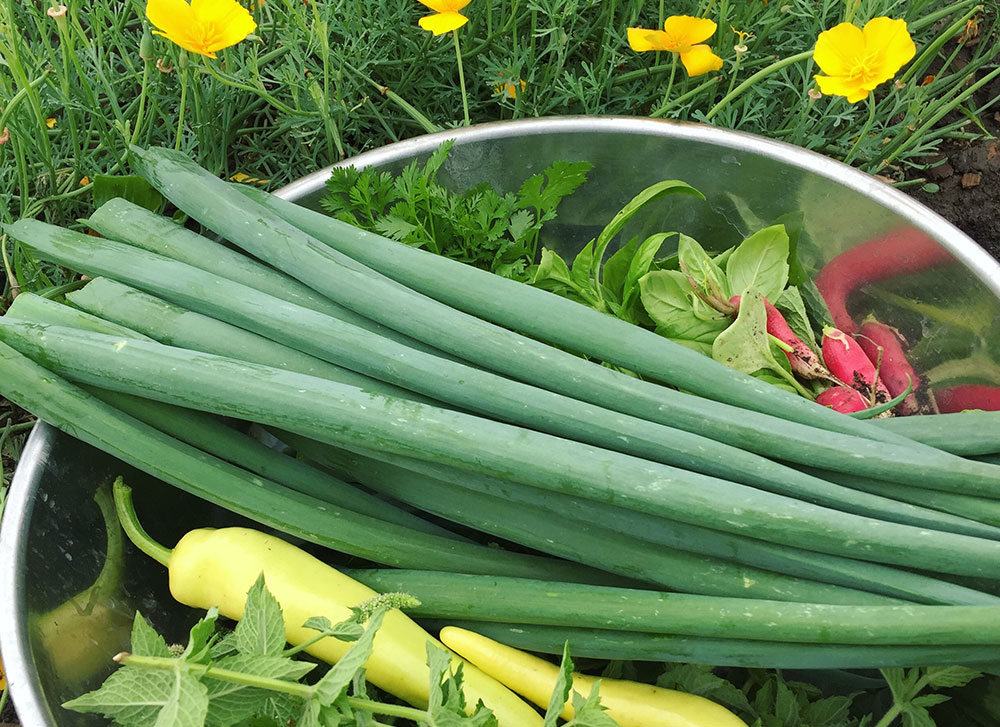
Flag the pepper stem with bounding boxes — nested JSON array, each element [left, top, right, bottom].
[[112, 477, 172, 567]]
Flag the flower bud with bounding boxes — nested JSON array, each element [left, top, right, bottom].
[[140, 28, 154, 61]]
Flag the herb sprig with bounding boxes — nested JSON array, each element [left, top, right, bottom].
[[64, 575, 619, 727]]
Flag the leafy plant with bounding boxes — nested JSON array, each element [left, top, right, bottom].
[[321, 140, 591, 281], [64, 575, 620, 727]]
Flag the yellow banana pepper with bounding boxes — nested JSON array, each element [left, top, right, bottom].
[[440, 625, 748, 727]]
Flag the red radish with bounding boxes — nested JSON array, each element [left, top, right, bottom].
[[815, 228, 954, 334], [821, 326, 893, 406], [816, 385, 869, 413], [729, 294, 833, 381], [857, 320, 921, 415], [934, 385, 1000, 413]]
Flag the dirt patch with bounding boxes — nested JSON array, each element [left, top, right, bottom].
[[910, 134, 1000, 260]]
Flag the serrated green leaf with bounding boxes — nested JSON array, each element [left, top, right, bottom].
[[883, 668, 923, 703], [773, 680, 800, 725], [924, 666, 982, 689], [131, 612, 172, 658], [911, 693, 952, 708], [516, 161, 593, 220], [64, 666, 176, 726], [297, 699, 323, 727], [800, 694, 856, 727], [725, 225, 790, 304], [506, 209, 535, 244], [153, 671, 209, 727], [235, 575, 286, 658], [373, 215, 418, 242], [565, 681, 618, 727], [204, 655, 313, 727], [184, 608, 219, 665], [656, 663, 753, 715], [544, 643, 574, 727], [303, 616, 363, 643], [314, 608, 387, 707], [900, 704, 936, 727]]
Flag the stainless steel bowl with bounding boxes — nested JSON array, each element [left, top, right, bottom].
[[3, 117, 1000, 726]]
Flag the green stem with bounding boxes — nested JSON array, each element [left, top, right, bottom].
[[899, 5, 982, 86], [116, 654, 430, 722], [175, 61, 188, 151], [112, 477, 172, 567], [705, 50, 813, 121], [883, 63, 1000, 165], [130, 61, 151, 146], [339, 58, 440, 133], [198, 61, 300, 116], [873, 703, 903, 727], [453, 30, 470, 126], [843, 94, 876, 165], [655, 55, 678, 115]]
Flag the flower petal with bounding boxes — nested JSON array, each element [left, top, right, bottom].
[[417, 0, 470, 13], [145, 0, 196, 40], [813, 22, 865, 77], [418, 11, 467, 34], [191, 0, 257, 50], [678, 44, 723, 76], [815, 73, 869, 103], [863, 16, 916, 79], [627, 27, 669, 52], [662, 15, 717, 46]]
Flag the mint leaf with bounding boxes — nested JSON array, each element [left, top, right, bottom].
[[64, 667, 178, 726], [303, 616, 364, 643], [131, 612, 172, 658], [204, 654, 313, 726], [725, 225, 790, 304], [236, 574, 287, 657], [153, 671, 209, 727], [313, 608, 387, 706], [182, 608, 220, 666]]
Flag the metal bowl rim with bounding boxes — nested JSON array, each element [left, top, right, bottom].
[[2, 114, 998, 726]]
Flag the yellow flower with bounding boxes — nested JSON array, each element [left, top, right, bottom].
[[627, 15, 723, 76], [417, 0, 471, 35], [813, 17, 916, 103], [145, 0, 257, 58], [46, 117, 57, 128], [495, 72, 526, 99]]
